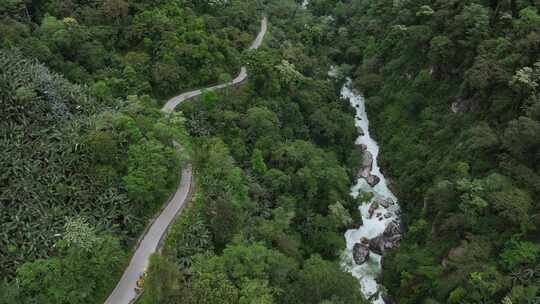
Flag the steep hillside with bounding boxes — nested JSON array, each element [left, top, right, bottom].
[[321, 0, 540, 302], [0, 0, 261, 302], [0, 47, 186, 303]]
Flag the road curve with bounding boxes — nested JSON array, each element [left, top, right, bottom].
[[161, 16, 267, 112], [105, 16, 267, 304]]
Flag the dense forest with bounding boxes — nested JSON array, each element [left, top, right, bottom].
[[4, 0, 539, 303], [313, 0, 540, 303], [0, 0, 259, 302], [0, 1, 369, 303], [139, 2, 370, 304]]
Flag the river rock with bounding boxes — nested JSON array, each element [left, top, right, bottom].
[[357, 149, 373, 179], [384, 221, 403, 237], [366, 174, 381, 187], [382, 294, 395, 304], [357, 126, 365, 136], [368, 235, 385, 255], [384, 213, 392, 219], [375, 197, 394, 208], [368, 221, 403, 255], [368, 290, 381, 301], [369, 234, 402, 255], [353, 243, 370, 265], [361, 237, 369, 244], [368, 201, 379, 218]]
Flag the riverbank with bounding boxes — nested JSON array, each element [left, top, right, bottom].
[[341, 80, 402, 303]]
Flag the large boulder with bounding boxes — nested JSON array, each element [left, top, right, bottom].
[[368, 201, 380, 218], [366, 174, 381, 187], [375, 197, 394, 208], [353, 243, 370, 265], [357, 148, 373, 179], [369, 221, 403, 255], [384, 221, 403, 238], [368, 235, 385, 255], [369, 234, 401, 255], [355, 145, 382, 188]]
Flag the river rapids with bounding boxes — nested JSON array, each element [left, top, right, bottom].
[[340, 80, 401, 303]]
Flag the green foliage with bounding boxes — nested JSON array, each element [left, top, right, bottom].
[[0, 0, 260, 97], [62, 217, 98, 252], [327, 0, 540, 302], [500, 240, 540, 271], [194, 138, 249, 250], [164, 200, 213, 268], [141, 2, 367, 302], [122, 138, 180, 205], [0, 43, 187, 302], [286, 255, 365, 304], [251, 148, 268, 175], [190, 271, 239, 304], [139, 254, 189, 304], [2, 1, 384, 303], [15, 230, 125, 304]]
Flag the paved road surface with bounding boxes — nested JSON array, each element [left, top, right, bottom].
[[104, 16, 267, 304]]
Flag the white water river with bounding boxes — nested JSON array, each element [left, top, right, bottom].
[[340, 80, 401, 303]]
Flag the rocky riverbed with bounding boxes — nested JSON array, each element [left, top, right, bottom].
[[341, 80, 402, 303]]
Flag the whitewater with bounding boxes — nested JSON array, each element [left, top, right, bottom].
[[340, 80, 401, 303]]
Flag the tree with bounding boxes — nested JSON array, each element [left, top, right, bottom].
[[251, 149, 267, 175], [466, 122, 499, 152], [455, 4, 490, 46], [140, 255, 189, 304], [328, 201, 353, 229], [245, 106, 280, 142], [61, 217, 98, 252], [239, 280, 275, 304], [122, 138, 180, 207], [500, 239, 540, 270], [468, 267, 507, 302], [87, 130, 118, 164], [102, 0, 129, 20], [489, 184, 533, 232], [275, 60, 305, 84], [190, 267, 239, 304], [503, 116, 540, 164], [165, 205, 213, 268], [288, 255, 366, 304], [457, 178, 488, 228], [16, 232, 125, 304]]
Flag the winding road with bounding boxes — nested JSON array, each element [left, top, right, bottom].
[[161, 16, 268, 112], [104, 17, 267, 304]]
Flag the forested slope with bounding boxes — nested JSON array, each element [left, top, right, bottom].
[[1, 0, 258, 98], [0, 47, 186, 304], [0, 1, 263, 303], [137, 2, 371, 304], [315, 0, 540, 302]]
